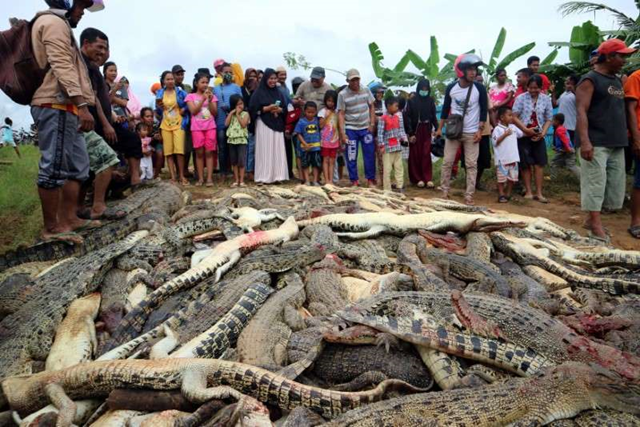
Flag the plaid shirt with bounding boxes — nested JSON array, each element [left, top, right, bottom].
[[512, 92, 553, 128], [377, 113, 407, 153]]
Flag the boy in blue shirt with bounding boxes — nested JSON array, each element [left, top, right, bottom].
[[294, 102, 322, 185]]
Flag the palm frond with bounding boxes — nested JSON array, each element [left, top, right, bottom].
[[558, 2, 635, 29]]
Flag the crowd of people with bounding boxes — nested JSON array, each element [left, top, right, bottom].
[[10, 0, 640, 244]]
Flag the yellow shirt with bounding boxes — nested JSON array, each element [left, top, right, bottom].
[[160, 90, 182, 131]]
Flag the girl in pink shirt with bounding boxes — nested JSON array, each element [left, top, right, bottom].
[[186, 73, 218, 187]]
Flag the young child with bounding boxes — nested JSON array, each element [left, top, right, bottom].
[[491, 106, 523, 203], [551, 113, 579, 178], [318, 90, 340, 185], [1, 118, 21, 158], [225, 94, 250, 187], [137, 123, 154, 181], [294, 102, 322, 186], [285, 97, 303, 183], [186, 73, 218, 187], [377, 97, 408, 193]]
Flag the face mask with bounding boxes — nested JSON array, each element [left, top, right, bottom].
[[419, 90, 429, 97], [223, 73, 233, 83]]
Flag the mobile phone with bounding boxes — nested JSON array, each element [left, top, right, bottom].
[[275, 100, 281, 107]]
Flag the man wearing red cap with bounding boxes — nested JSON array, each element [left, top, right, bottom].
[[576, 39, 636, 241]]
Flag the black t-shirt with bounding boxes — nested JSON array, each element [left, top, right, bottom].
[[82, 54, 112, 128], [576, 70, 627, 148]]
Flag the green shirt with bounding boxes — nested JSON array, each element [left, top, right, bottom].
[[227, 112, 249, 145]]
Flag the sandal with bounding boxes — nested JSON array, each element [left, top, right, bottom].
[[73, 219, 101, 232], [498, 195, 509, 203], [628, 225, 640, 239], [426, 181, 435, 189], [180, 179, 190, 186], [239, 182, 247, 187], [39, 231, 84, 245], [206, 181, 214, 188], [588, 231, 611, 244], [534, 196, 549, 204], [417, 181, 425, 188], [231, 182, 239, 188], [464, 197, 474, 206], [524, 194, 535, 200]]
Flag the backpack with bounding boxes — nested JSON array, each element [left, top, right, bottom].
[[0, 12, 63, 105]]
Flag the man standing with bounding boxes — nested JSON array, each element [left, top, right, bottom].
[[31, 0, 101, 243], [624, 68, 640, 239], [338, 69, 376, 187], [295, 67, 332, 110], [554, 75, 578, 143], [437, 54, 488, 205], [79, 27, 120, 220], [214, 62, 242, 177], [527, 55, 551, 92], [576, 39, 635, 241], [276, 66, 290, 99]]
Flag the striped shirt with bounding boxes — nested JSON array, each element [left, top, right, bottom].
[[337, 87, 374, 130]]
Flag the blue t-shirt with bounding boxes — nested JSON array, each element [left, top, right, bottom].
[[214, 83, 242, 129], [294, 117, 321, 151], [2, 126, 13, 143]]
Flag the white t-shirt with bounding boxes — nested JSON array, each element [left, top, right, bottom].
[[491, 123, 522, 165], [449, 83, 481, 133], [558, 91, 577, 131]]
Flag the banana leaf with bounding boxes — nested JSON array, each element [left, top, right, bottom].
[[405, 49, 428, 74], [548, 41, 592, 47], [426, 36, 440, 78], [494, 42, 536, 71], [393, 52, 412, 73], [368, 42, 386, 79], [541, 48, 559, 65], [489, 28, 507, 71]]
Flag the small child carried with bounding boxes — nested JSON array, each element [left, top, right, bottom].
[[377, 97, 408, 193], [137, 123, 154, 181], [294, 101, 322, 186], [551, 113, 579, 178], [491, 106, 522, 203]]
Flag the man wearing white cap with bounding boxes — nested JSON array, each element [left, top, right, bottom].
[[30, 0, 104, 243], [338, 68, 376, 187]]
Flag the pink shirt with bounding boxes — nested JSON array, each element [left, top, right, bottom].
[[489, 82, 515, 106], [185, 93, 218, 131]]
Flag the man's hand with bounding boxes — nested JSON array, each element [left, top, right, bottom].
[[473, 130, 482, 143], [104, 123, 117, 144], [368, 124, 375, 134], [78, 106, 95, 132], [580, 141, 594, 162], [435, 129, 442, 139], [633, 140, 640, 158], [523, 127, 536, 137], [341, 133, 349, 145], [531, 132, 543, 142]]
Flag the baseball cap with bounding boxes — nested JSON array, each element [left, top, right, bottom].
[[597, 39, 636, 55], [346, 69, 361, 81], [214, 59, 226, 69], [310, 66, 325, 79], [87, 0, 105, 12], [171, 65, 185, 74]]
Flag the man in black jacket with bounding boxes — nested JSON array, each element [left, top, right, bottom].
[[436, 54, 488, 205]]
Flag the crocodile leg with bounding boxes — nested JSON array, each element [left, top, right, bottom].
[[214, 250, 241, 283], [44, 383, 76, 427], [182, 366, 243, 403], [337, 225, 388, 240], [332, 371, 390, 391], [416, 346, 467, 390], [149, 324, 179, 359]]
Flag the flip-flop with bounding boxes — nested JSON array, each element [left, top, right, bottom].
[[534, 196, 549, 204], [101, 207, 127, 220], [77, 207, 92, 220], [39, 231, 84, 245], [588, 231, 611, 244], [629, 225, 640, 239], [74, 219, 101, 232]]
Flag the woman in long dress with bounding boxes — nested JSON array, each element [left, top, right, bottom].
[[406, 78, 438, 188], [249, 68, 289, 184]]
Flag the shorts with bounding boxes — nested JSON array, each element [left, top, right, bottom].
[[496, 162, 519, 183], [321, 147, 339, 159], [337, 153, 345, 166], [635, 155, 640, 190], [294, 135, 305, 158], [580, 147, 626, 212], [301, 150, 322, 169], [192, 129, 217, 152], [31, 106, 89, 189], [1, 138, 16, 147], [229, 143, 247, 168], [113, 125, 143, 159], [161, 128, 186, 156], [84, 131, 119, 175], [517, 137, 547, 168]]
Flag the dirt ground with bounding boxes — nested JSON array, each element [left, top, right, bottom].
[[189, 177, 638, 251]]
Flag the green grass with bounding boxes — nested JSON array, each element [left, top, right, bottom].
[[0, 144, 42, 253]]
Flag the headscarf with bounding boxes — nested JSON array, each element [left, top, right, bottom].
[[408, 78, 437, 131], [45, 0, 71, 9], [231, 63, 244, 87], [249, 68, 286, 133], [243, 68, 258, 92], [116, 75, 142, 119]]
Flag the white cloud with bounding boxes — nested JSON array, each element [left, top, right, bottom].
[[1, 0, 635, 128]]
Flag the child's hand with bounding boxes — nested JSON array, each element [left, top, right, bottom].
[[505, 128, 513, 136]]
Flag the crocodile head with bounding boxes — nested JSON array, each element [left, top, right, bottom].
[[581, 363, 640, 414]]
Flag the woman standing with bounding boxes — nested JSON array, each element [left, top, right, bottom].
[[242, 68, 259, 180], [489, 68, 515, 126], [249, 68, 289, 184], [512, 74, 553, 203], [406, 78, 438, 188], [156, 71, 189, 185]]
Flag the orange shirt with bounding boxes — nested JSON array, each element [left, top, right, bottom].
[[624, 69, 640, 130]]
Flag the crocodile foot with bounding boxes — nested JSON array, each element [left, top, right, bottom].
[[375, 332, 400, 353], [332, 371, 389, 392]]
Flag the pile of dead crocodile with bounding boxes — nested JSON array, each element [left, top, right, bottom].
[[1, 181, 639, 427]]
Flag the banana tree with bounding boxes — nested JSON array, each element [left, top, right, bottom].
[[480, 28, 536, 81]]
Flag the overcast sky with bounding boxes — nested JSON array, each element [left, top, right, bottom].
[[1, 0, 636, 128]]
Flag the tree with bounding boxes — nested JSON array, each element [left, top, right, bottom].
[[481, 28, 536, 80]]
